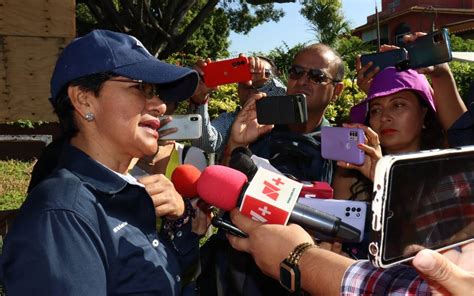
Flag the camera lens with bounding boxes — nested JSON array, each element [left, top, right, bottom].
[[191, 116, 198, 121]]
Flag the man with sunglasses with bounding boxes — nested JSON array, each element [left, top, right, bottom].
[[201, 44, 345, 296], [226, 43, 345, 183]]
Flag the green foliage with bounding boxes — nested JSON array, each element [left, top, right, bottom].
[[5, 120, 47, 129], [326, 78, 366, 124], [207, 84, 240, 119], [450, 34, 474, 52], [449, 61, 474, 101], [223, 1, 285, 34], [181, 5, 230, 59], [0, 160, 33, 210], [299, 0, 350, 46]]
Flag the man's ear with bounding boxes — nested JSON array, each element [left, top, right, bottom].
[[67, 86, 93, 119], [331, 81, 344, 103]]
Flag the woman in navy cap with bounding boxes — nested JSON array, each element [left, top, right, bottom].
[[0, 30, 206, 295]]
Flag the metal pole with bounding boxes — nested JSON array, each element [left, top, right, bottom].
[[375, 0, 381, 50]]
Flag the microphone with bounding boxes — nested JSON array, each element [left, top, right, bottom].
[[229, 147, 258, 180], [171, 164, 212, 211], [230, 149, 334, 199], [197, 165, 360, 242], [171, 164, 201, 198]]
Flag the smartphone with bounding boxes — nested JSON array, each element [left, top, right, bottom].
[[202, 56, 252, 87], [297, 198, 368, 242], [405, 28, 452, 69], [256, 94, 308, 125], [360, 48, 409, 74], [158, 114, 202, 141], [369, 146, 474, 268], [321, 127, 365, 165]]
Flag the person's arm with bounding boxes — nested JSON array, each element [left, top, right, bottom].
[[226, 209, 354, 295]]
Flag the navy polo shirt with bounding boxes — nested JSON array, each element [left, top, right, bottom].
[[0, 144, 199, 295]]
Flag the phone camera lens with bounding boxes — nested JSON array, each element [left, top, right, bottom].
[[191, 117, 198, 121], [345, 212, 350, 217], [346, 207, 350, 211]]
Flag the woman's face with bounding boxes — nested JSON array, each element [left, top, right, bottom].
[[368, 90, 427, 154], [89, 77, 167, 159]]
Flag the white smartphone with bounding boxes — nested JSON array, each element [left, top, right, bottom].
[[369, 146, 474, 268], [297, 198, 368, 242], [158, 114, 202, 141]]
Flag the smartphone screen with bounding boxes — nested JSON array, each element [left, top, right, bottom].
[[256, 94, 307, 125], [379, 150, 474, 266]]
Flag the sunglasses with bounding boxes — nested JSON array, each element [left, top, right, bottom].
[[108, 79, 159, 100], [288, 65, 339, 84]]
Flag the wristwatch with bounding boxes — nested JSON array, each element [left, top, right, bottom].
[[279, 242, 316, 294]]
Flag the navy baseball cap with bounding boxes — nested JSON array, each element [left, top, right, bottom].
[[50, 30, 199, 106]]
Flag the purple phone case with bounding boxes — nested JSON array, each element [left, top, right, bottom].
[[321, 127, 365, 165]]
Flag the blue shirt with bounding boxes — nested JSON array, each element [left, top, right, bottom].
[[0, 144, 199, 295], [447, 101, 474, 147]]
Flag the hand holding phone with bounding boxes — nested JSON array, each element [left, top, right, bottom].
[[369, 146, 474, 268], [202, 56, 252, 87], [360, 48, 409, 74], [158, 114, 202, 141], [321, 127, 365, 165], [405, 28, 452, 69], [256, 94, 308, 125]]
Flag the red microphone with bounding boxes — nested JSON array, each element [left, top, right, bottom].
[[171, 164, 201, 198], [196, 165, 360, 242], [171, 164, 213, 212]]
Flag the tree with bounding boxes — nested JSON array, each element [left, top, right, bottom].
[[76, 0, 294, 59], [299, 0, 350, 47]]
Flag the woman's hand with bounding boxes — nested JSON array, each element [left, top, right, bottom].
[[139, 174, 185, 219], [190, 199, 213, 236], [337, 123, 383, 181]]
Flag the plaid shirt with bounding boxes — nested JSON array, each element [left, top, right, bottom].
[[415, 171, 474, 245], [341, 260, 431, 295]]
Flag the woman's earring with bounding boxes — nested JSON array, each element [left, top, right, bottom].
[[85, 112, 95, 122]]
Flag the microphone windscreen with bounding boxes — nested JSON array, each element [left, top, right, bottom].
[[197, 165, 247, 210], [171, 164, 201, 198], [230, 146, 253, 158], [229, 153, 258, 180]]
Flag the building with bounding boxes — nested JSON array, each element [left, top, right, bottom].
[[353, 0, 474, 45]]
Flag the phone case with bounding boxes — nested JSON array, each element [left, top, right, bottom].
[[369, 146, 474, 268], [158, 114, 202, 140], [256, 94, 308, 125], [360, 48, 409, 74], [405, 28, 452, 69], [297, 198, 367, 242], [202, 56, 252, 87], [321, 127, 365, 165]]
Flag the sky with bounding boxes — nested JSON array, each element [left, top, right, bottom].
[[229, 0, 382, 55]]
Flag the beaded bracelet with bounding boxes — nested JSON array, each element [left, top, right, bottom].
[[162, 198, 196, 234]]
